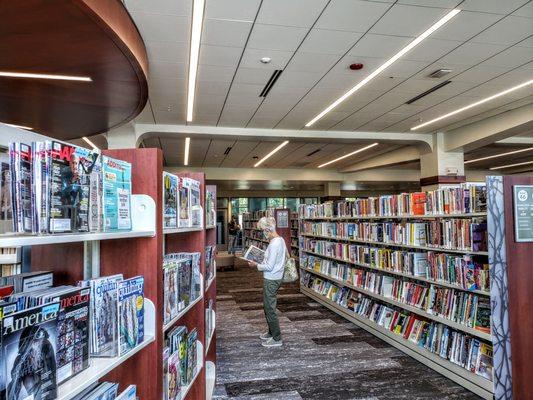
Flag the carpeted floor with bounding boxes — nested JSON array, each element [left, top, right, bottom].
[[213, 262, 482, 400]]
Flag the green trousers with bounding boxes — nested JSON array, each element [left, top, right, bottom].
[[263, 278, 283, 341]]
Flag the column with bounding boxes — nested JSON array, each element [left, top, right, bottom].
[[322, 181, 342, 202], [420, 132, 465, 190]]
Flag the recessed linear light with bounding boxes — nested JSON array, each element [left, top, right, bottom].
[[3, 123, 33, 130], [186, 0, 205, 122], [0, 71, 92, 82], [184, 137, 191, 166], [465, 146, 533, 164], [411, 79, 533, 130], [254, 141, 289, 167], [305, 9, 460, 127], [490, 160, 533, 170], [82, 136, 99, 151], [318, 142, 379, 168]]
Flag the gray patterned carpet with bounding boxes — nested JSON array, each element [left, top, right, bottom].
[[214, 263, 481, 400]]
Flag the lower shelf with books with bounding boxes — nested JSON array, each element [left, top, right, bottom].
[[58, 298, 156, 400], [206, 361, 216, 400], [163, 289, 205, 332], [180, 340, 204, 400], [300, 287, 493, 400]]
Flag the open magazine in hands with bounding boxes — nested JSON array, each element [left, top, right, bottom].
[[240, 245, 265, 264]]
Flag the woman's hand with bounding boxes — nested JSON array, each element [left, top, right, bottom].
[[248, 261, 258, 267]]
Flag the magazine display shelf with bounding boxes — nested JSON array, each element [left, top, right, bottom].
[[163, 226, 204, 234], [206, 309, 216, 355], [301, 212, 487, 221], [206, 225, 216, 229], [0, 194, 156, 247], [300, 286, 493, 399], [163, 276, 204, 332], [300, 266, 491, 341], [180, 341, 204, 399], [205, 361, 216, 400], [206, 267, 216, 292], [57, 299, 156, 400]]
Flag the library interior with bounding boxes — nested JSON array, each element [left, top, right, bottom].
[[0, 1, 532, 399]]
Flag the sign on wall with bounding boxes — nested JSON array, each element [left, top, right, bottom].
[[276, 210, 289, 229], [513, 185, 533, 242]]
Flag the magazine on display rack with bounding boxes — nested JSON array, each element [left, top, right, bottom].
[[163, 172, 178, 229], [118, 276, 145, 356], [102, 156, 132, 232]]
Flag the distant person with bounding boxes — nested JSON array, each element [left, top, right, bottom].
[[228, 215, 240, 254], [247, 216, 286, 347]]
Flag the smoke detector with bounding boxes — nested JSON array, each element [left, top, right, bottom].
[[260, 57, 271, 64]]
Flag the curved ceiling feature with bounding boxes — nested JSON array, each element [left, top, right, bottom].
[[0, 0, 149, 140]]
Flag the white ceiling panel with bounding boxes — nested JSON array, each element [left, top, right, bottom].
[[298, 29, 363, 55], [199, 45, 243, 67], [316, 0, 391, 33], [263, 141, 307, 165], [195, 80, 232, 96], [153, 110, 186, 124], [430, 11, 501, 42], [471, 16, 533, 46], [513, 1, 533, 18], [150, 94, 185, 113], [438, 42, 507, 65], [460, 0, 530, 15], [218, 111, 254, 127], [369, 4, 451, 37], [481, 46, 533, 69], [226, 83, 264, 97], [197, 64, 236, 82], [146, 41, 189, 64], [285, 52, 339, 73], [274, 143, 325, 168], [233, 67, 275, 85], [149, 61, 187, 79], [203, 139, 237, 167], [397, 0, 460, 7], [134, 104, 156, 124], [126, 0, 191, 15], [204, 0, 261, 21], [202, 19, 253, 47], [191, 114, 220, 125], [257, 0, 329, 28], [246, 117, 279, 128], [195, 93, 226, 114], [273, 70, 323, 90], [131, 13, 190, 43], [348, 34, 412, 58], [188, 138, 212, 166], [247, 24, 308, 51], [402, 38, 462, 62], [452, 65, 516, 84], [149, 78, 186, 99], [238, 141, 284, 167], [219, 140, 259, 167], [240, 48, 293, 69]]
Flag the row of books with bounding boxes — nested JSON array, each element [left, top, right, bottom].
[[163, 325, 199, 400], [5, 141, 133, 235], [244, 238, 267, 251], [301, 272, 493, 381], [300, 241, 490, 292], [300, 257, 490, 332], [205, 187, 216, 227], [243, 210, 273, 221], [0, 271, 145, 399], [205, 245, 216, 286], [162, 172, 202, 229], [298, 184, 487, 218], [72, 382, 136, 400], [163, 252, 202, 325], [301, 219, 487, 252]]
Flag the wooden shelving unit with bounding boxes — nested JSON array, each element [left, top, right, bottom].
[[205, 185, 217, 400]]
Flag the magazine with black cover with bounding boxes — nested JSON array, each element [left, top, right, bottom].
[[241, 245, 265, 264], [163, 172, 178, 229], [2, 302, 60, 400], [118, 276, 144, 356], [9, 142, 33, 233]]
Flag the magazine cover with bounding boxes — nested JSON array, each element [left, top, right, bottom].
[[0, 161, 13, 234], [2, 303, 60, 400], [176, 327, 188, 386], [89, 274, 123, 357], [186, 329, 198, 384], [178, 178, 190, 228], [186, 178, 202, 228], [167, 351, 181, 400], [10, 142, 33, 233], [242, 245, 265, 264], [49, 141, 100, 233], [118, 276, 144, 356], [116, 385, 137, 400], [89, 158, 102, 233], [177, 258, 192, 311], [164, 261, 178, 323], [163, 172, 178, 229], [102, 156, 132, 232]]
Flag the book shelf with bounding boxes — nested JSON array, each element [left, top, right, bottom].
[[243, 208, 292, 256], [205, 184, 217, 400], [290, 211, 299, 260], [297, 194, 493, 400]]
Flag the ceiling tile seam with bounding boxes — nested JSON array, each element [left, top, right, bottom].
[[327, 4, 527, 132], [371, 56, 533, 134], [218, 139, 237, 167], [270, 142, 308, 168], [244, 0, 334, 128], [201, 139, 213, 167], [214, 0, 264, 126], [148, 98, 156, 124], [271, 0, 398, 130], [296, 142, 349, 169]]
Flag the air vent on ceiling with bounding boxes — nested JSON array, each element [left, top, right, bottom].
[[259, 69, 283, 97], [405, 80, 452, 105], [428, 69, 452, 78], [223, 146, 232, 155], [306, 149, 321, 157]]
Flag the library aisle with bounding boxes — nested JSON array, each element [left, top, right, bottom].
[[214, 262, 479, 400]]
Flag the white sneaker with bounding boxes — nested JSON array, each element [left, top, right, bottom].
[[259, 332, 272, 340], [262, 338, 282, 347]]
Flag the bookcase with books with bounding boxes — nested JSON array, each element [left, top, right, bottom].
[[297, 184, 495, 399], [205, 185, 217, 400], [243, 208, 292, 258], [290, 212, 299, 261]]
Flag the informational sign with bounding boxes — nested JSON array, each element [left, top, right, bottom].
[[513, 185, 533, 242], [276, 210, 289, 229]]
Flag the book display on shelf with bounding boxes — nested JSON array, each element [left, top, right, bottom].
[[290, 212, 299, 260], [297, 186, 493, 399], [163, 171, 203, 232], [163, 172, 178, 229], [243, 208, 292, 257]]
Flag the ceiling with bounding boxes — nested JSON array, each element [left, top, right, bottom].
[[126, 0, 532, 134]]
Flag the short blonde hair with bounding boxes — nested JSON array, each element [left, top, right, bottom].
[[257, 216, 276, 233]]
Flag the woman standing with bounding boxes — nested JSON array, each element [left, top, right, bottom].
[[247, 216, 286, 347]]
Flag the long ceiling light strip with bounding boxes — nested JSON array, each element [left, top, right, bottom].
[[305, 9, 461, 127], [184, 137, 191, 166], [254, 141, 289, 167], [490, 160, 533, 170], [0, 71, 92, 82], [82, 136, 99, 151], [465, 146, 533, 164], [411, 79, 533, 130], [3, 123, 33, 130], [318, 142, 379, 168], [186, 0, 205, 122]]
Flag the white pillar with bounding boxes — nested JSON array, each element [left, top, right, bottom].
[[420, 132, 464, 190]]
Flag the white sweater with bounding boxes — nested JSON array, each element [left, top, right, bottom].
[[257, 236, 286, 280]]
